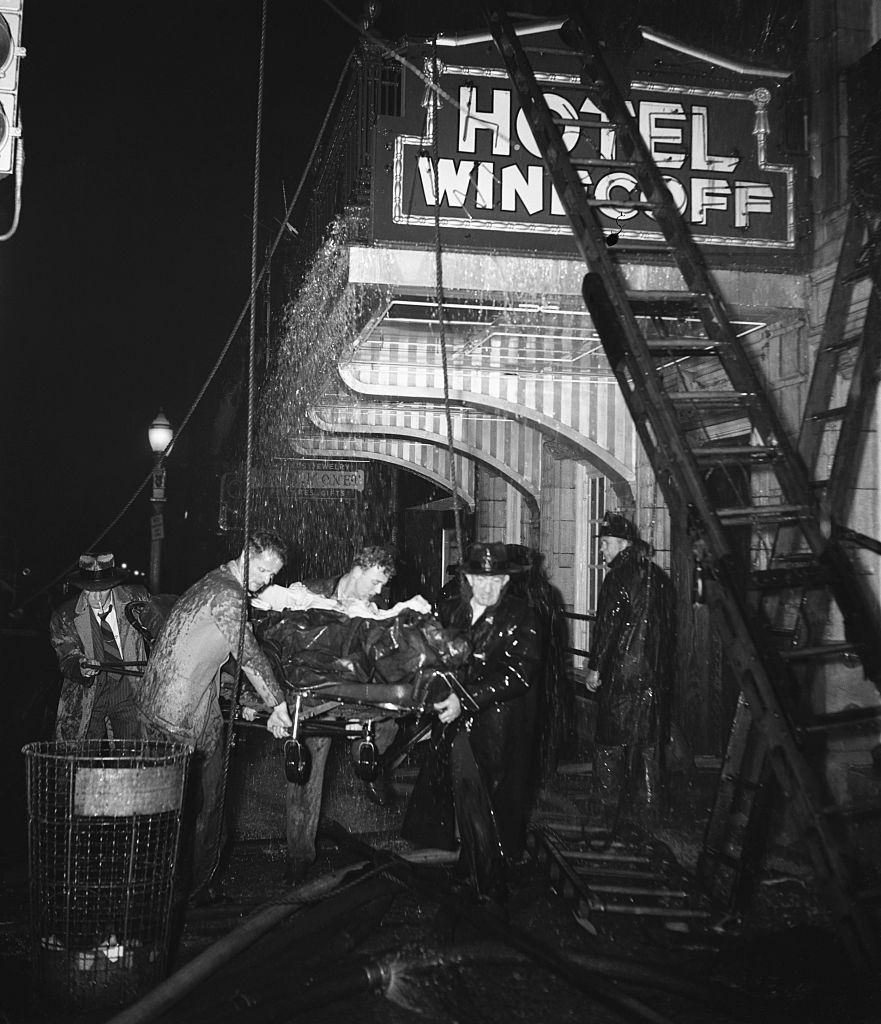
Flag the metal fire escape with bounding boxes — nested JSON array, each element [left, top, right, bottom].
[[484, 3, 881, 968]]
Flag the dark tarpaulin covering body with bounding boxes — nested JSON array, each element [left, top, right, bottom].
[[255, 608, 471, 710]]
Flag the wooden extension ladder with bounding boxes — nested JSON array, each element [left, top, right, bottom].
[[484, 3, 881, 968], [705, 202, 881, 921]]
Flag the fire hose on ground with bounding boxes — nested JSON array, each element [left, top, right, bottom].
[[102, 848, 458, 1024], [321, 821, 680, 1024]]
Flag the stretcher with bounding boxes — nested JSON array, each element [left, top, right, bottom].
[[233, 670, 457, 785]]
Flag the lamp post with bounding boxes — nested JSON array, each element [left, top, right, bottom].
[[148, 409, 173, 594]]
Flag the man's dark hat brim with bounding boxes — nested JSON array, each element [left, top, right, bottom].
[[68, 568, 130, 591], [595, 512, 639, 542], [461, 542, 525, 576]]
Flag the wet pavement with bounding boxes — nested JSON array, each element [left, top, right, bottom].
[[3, 738, 881, 1024]]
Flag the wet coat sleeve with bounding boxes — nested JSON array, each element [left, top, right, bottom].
[[49, 606, 88, 684], [208, 587, 284, 708], [465, 602, 541, 710], [587, 565, 629, 679]]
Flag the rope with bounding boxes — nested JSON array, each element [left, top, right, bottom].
[[430, 45, 464, 565], [201, 0, 267, 896], [15, 50, 356, 612], [0, 115, 24, 241]]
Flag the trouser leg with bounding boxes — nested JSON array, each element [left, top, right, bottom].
[[593, 743, 662, 827], [190, 742, 226, 896], [88, 676, 140, 740], [85, 679, 111, 738], [105, 677, 140, 740], [373, 717, 397, 754], [449, 729, 506, 902], [632, 744, 662, 821], [285, 735, 332, 875], [592, 744, 626, 825]]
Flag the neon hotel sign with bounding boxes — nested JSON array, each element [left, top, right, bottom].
[[386, 62, 796, 251]]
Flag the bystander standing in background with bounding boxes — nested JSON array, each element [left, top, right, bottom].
[[586, 511, 675, 828], [49, 553, 148, 740]]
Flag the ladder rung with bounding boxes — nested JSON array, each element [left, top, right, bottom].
[[779, 642, 858, 661], [598, 905, 711, 918], [570, 156, 638, 170], [691, 444, 780, 461], [563, 850, 651, 864], [769, 551, 816, 564], [586, 197, 654, 210], [546, 113, 641, 133], [800, 707, 881, 733], [717, 504, 805, 524], [749, 566, 832, 589], [668, 390, 751, 405], [589, 884, 689, 898], [572, 868, 666, 883], [550, 116, 617, 129], [810, 406, 847, 421], [542, 822, 609, 837], [822, 336, 860, 353], [626, 290, 704, 307], [646, 338, 717, 352]]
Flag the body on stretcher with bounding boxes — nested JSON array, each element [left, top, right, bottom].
[[125, 593, 470, 785]]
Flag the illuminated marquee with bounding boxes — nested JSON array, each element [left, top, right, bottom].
[[379, 60, 796, 253]]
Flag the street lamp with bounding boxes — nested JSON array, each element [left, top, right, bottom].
[[148, 409, 173, 594]]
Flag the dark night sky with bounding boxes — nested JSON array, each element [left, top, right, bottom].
[[0, 1, 364, 602], [0, 0, 801, 608]]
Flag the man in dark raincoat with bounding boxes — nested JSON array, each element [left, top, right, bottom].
[[586, 511, 675, 825], [403, 541, 541, 907], [49, 553, 149, 740]]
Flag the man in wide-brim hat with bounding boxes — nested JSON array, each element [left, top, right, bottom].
[[49, 553, 150, 740], [403, 540, 541, 909]]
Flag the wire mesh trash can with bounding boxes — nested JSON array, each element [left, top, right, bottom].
[[24, 739, 191, 1009]]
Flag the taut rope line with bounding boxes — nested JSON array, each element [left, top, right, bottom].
[[430, 45, 465, 564], [202, 0, 268, 895]]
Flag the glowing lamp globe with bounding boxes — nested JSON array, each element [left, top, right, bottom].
[[148, 410, 173, 454]]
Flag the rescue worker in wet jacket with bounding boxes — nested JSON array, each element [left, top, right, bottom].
[[586, 511, 675, 826], [136, 529, 293, 898], [403, 541, 541, 907]]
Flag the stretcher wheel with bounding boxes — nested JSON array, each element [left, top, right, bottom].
[[353, 738, 379, 782], [283, 738, 312, 785]]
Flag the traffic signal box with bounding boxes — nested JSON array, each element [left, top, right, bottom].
[[0, 0, 24, 178]]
